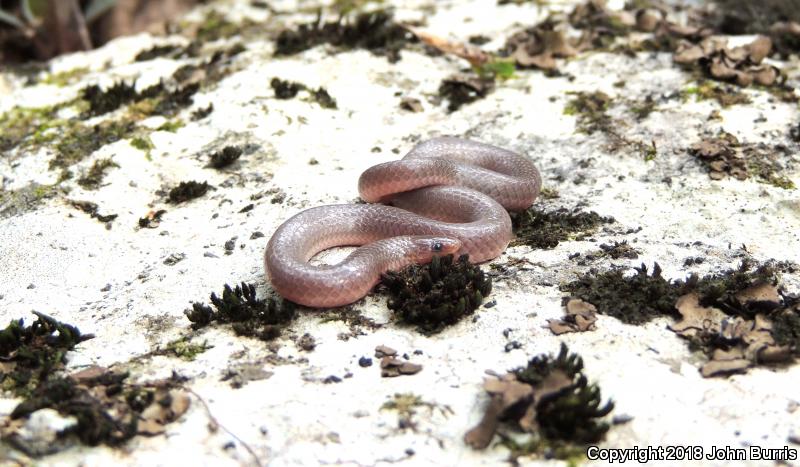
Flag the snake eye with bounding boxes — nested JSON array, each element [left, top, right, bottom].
[[432, 241, 443, 252]]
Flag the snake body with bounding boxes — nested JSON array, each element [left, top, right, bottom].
[[264, 137, 541, 307]]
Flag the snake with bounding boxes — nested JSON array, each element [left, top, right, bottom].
[[264, 136, 542, 308]]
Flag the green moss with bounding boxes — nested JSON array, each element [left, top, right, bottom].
[[381, 254, 491, 334], [0, 104, 63, 152], [130, 135, 154, 151], [474, 58, 517, 80], [511, 207, 615, 249], [77, 158, 119, 189], [185, 283, 296, 340], [40, 67, 89, 87], [682, 81, 751, 107], [161, 337, 212, 361], [156, 119, 184, 132]]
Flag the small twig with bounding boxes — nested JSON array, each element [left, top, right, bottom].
[[186, 388, 264, 467]]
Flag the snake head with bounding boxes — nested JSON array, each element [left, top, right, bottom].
[[408, 236, 461, 263]]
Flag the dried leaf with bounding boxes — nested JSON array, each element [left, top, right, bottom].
[[735, 283, 781, 309], [700, 356, 750, 377], [670, 293, 726, 336]]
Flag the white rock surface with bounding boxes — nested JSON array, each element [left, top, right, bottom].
[[1, 0, 799, 466]]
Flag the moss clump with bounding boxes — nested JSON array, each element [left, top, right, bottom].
[[208, 146, 243, 169], [77, 158, 119, 189], [185, 283, 296, 340], [513, 343, 614, 445], [686, 260, 790, 317], [564, 91, 612, 134], [561, 263, 680, 324], [772, 300, 800, 350], [275, 9, 414, 63], [467, 344, 613, 462], [511, 207, 615, 249], [81, 81, 199, 119], [562, 260, 800, 353], [9, 375, 137, 448], [167, 181, 208, 203], [8, 370, 189, 452], [689, 131, 796, 189], [0, 312, 93, 397], [381, 254, 491, 334], [82, 82, 140, 117]]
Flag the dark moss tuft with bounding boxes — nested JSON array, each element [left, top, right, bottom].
[[685, 259, 789, 317], [167, 181, 209, 203], [561, 263, 680, 324], [711, 0, 800, 35], [82, 82, 139, 117], [438, 75, 494, 112], [208, 146, 243, 169], [564, 91, 613, 134], [135, 44, 182, 62], [311, 87, 338, 109], [381, 254, 491, 334], [271, 77, 303, 99], [185, 283, 296, 340], [513, 343, 614, 444], [269, 77, 337, 109], [771, 297, 800, 350], [154, 83, 200, 117], [511, 207, 615, 249], [0, 312, 93, 397], [191, 104, 214, 121], [275, 10, 414, 62], [10, 376, 137, 447], [77, 158, 119, 189]]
